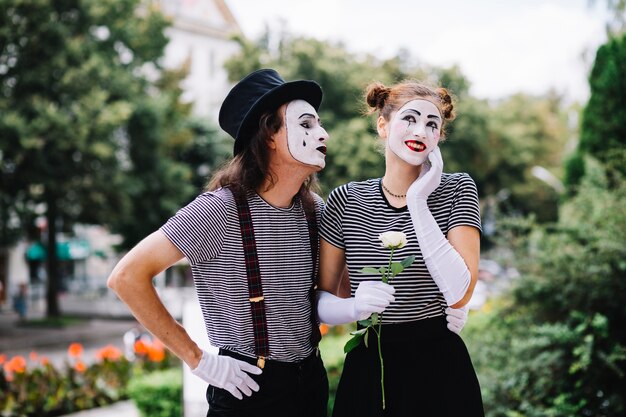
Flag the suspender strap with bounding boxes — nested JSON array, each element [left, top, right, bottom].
[[231, 186, 270, 362], [231, 186, 322, 365], [303, 198, 322, 347]]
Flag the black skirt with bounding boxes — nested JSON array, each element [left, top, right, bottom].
[[332, 316, 484, 417]]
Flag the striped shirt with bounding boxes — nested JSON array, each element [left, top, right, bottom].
[[161, 187, 323, 362], [320, 173, 481, 323]]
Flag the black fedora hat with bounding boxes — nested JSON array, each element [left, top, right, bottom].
[[218, 68, 323, 156]]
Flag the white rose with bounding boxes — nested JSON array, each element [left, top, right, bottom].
[[378, 231, 407, 249]]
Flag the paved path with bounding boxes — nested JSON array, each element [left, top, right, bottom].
[[0, 309, 142, 367], [59, 401, 139, 417]]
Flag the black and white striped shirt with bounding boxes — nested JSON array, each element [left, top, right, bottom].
[[161, 188, 323, 362], [320, 173, 481, 323]]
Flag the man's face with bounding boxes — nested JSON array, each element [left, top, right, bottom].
[[386, 99, 442, 166], [285, 100, 329, 168]]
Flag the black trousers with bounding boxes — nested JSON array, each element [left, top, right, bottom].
[[332, 316, 484, 417], [207, 348, 328, 417]]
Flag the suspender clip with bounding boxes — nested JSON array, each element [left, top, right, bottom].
[[249, 296, 264, 302], [256, 356, 266, 369]]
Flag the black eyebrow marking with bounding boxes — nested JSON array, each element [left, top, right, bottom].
[[400, 109, 421, 116], [299, 113, 316, 119], [427, 114, 441, 121]]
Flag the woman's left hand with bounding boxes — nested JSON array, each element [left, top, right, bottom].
[[407, 146, 443, 204], [445, 306, 468, 334]]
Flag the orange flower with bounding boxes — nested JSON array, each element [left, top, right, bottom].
[[74, 360, 87, 373], [319, 324, 329, 336], [40, 356, 50, 366], [134, 339, 148, 355], [0, 354, 6, 365], [68, 343, 83, 358], [29, 351, 38, 361], [96, 345, 122, 361], [147, 344, 165, 362], [5, 356, 27, 373]]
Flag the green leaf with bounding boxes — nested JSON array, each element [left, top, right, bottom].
[[360, 267, 380, 275], [390, 262, 404, 276], [371, 313, 379, 325], [344, 333, 364, 354], [401, 255, 416, 268], [358, 319, 372, 327], [350, 327, 368, 336], [364, 328, 370, 348]]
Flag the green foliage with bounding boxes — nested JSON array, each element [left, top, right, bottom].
[[321, 117, 384, 195], [465, 167, 626, 416], [563, 150, 586, 192], [466, 306, 625, 417], [579, 32, 626, 185], [171, 118, 232, 193], [127, 368, 182, 417], [450, 93, 568, 222]]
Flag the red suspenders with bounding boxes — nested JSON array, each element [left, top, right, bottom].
[[231, 186, 321, 368]]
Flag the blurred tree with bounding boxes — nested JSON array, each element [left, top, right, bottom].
[[442, 91, 569, 224], [0, 0, 204, 316], [171, 118, 232, 194], [568, 32, 626, 189], [106, 66, 231, 251]]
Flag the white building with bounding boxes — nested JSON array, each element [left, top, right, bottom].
[[161, 0, 242, 119]]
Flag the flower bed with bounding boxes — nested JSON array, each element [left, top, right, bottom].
[[0, 337, 177, 417]]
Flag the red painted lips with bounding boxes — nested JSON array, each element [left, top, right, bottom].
[[405, 140, 426, 152]]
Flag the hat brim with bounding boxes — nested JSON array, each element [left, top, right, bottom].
[[234, 80, 322, 155]]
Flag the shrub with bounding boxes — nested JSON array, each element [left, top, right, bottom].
[[127, 368, 182, 417], [465, 170, 626, 416]]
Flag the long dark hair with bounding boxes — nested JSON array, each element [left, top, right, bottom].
[[206, 107, 320, 207]]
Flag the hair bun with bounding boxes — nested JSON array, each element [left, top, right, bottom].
[[365, 82, 391, 110], [436, 87, 455, 121]]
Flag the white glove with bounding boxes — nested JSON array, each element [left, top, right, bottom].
[[445, 306, 468, 334], [191, 350, 262, 400], [317, 281, 395, 325], [407, 147, 471, 306]]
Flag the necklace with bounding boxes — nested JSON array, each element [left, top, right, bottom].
[[381, 179, 406, 198]]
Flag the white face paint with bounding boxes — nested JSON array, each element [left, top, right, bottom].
[[285, 100, 329, 168], [387, 99, 442, 166]]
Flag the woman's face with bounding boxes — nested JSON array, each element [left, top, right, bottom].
[[285, 100, 329, 168], [384, 99, 442, 166]]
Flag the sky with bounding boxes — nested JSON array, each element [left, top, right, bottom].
[[226, 0, 610, 104]]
